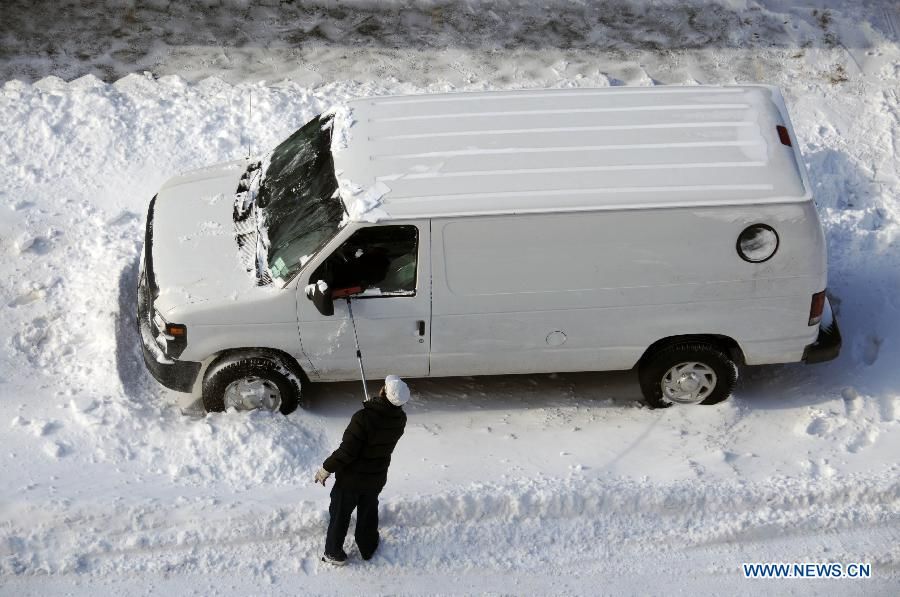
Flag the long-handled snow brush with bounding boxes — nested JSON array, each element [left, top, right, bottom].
[[345, 297, 370, 402]]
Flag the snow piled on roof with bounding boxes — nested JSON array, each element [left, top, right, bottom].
[[322, 102, 355, 155], [336, 178, 391, 223], [323, 103, 393, 223]]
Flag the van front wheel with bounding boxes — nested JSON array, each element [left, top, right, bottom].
[[639, 343, 737, 408], [202, 355, 301, 415]]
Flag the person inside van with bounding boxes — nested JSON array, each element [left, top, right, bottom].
[[338, 246, 390, 290], [312, 225, 418, 296], [315, 376, 410, 566]]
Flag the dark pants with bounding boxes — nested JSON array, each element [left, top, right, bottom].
[[324, 486, 380, 558]]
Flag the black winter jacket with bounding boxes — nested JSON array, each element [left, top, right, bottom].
[[323, 396, 407, 492]]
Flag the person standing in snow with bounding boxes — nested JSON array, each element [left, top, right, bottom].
[[315, 375, 409, 566]]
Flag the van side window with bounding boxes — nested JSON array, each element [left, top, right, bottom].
[[313, 225, 418, 296]]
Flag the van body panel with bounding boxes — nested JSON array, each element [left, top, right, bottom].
[[430, 203, 824, 376], [296, 220, 432, 382], [175, 289, 301, 364]]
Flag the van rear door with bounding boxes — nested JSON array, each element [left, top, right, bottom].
[[297, 221, 431, 381]]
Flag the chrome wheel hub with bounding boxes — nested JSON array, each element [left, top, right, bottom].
[[661, 362, 717, 405], [223, 376, 282, 412]]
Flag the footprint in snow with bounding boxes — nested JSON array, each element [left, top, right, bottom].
[[12, 317, 51, 354], [805, 415, 834, 437], [861, 334, 882, 366], [300, 556, 316, 576], [878, 395, 898, 423], [846, 428, 879, 453], [31, 419, 63, 437], [8, 287, 47, 307], [43, 441, 70, 459], [805, 458, 836, 479], [15, 234, 54, 255], [108, 211, 139, 226]]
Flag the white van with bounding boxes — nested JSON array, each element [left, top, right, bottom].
[[138, 86, 840, 413]]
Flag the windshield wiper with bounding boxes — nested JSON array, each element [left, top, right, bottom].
[[233, 160, 261, 222], [252, 200, 273, 286]]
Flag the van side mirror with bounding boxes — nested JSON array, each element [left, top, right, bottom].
[[306, 280, 334, 316]]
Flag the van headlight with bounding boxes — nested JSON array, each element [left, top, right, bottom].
[[152, 310, 188, 357]]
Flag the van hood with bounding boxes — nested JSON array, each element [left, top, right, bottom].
[[150, 159, 255, 316]]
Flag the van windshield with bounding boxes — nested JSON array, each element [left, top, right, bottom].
[[257, 115, 344, 282]]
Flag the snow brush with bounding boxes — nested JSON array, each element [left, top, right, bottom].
[[345, 298, 370, 402], [330, 287, 371, 403]]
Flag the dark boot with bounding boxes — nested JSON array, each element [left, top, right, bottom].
[[321, 551, 348, 566]]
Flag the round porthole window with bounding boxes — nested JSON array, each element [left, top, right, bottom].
[[737, 224, 779, 263]]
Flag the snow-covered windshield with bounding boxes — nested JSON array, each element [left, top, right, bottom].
[[257, 115, 343, 282]]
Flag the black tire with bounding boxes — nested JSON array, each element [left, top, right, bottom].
[[202, 354, 301, 415], [638, 342, 737, 409]]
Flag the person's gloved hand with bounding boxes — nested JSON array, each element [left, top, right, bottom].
[[314, 467, 331, 486]]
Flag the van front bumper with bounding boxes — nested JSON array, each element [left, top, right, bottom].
[[140, 340, 201, 393], [803, 299, 842, 364], [138, 291, 201, 392]]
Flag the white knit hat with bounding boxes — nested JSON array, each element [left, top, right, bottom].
[[384, 375, 410, 406]]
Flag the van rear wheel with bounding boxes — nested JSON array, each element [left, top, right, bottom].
[[639, 343, 737, 408], [202, 354, 301, 415]]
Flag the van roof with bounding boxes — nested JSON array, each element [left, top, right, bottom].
[[334, 85, 811, 220]]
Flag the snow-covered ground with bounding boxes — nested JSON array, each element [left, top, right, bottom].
[[1, 1, 899, 594]]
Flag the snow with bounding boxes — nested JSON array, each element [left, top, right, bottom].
[[338, 178, 392, 224], [322, 104, 394, 223], [1, 0, 899, 594], [323, 103, 354, 156]]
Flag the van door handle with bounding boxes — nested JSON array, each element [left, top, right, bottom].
[[416, 320, 425, 336]]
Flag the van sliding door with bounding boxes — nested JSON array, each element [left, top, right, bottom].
[[429, 214, 630, 377]]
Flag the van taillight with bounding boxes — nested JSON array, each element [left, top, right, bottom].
[[809, 291, 826, 326], [776, 125, 792, 147]]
